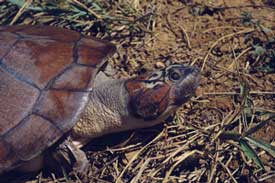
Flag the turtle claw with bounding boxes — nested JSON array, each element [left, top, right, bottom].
[[52, 137, 89, 176], [70, 146, 89, 177]]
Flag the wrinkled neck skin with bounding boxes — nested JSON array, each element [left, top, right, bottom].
[[71, 77, 173, 148]]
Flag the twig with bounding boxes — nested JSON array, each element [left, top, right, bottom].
[[201, 28, 255, 71], [163, 150, 204, 183], [203, 26, 246, 33], [115, 130, 164, 183], [203, 91, 275, 95], [218, 159, 238, 183], [10, 0, 33, 25], [69, 0, 102, 19], [179, 25, 192, 49]]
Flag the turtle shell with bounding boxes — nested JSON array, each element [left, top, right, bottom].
[[0, 25, 116, 173]]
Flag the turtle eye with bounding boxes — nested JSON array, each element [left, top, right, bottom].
[[169, 70, 181, 81]]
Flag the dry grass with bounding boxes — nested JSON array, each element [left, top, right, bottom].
[[0, 0, 274, 182]]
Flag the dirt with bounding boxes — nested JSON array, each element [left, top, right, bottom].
[[0, 0, 274, 182]]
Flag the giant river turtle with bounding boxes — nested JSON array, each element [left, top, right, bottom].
[[0, 25, 199, 174]]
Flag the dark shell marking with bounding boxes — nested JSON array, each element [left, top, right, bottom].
[[0, 25, 116, 172]]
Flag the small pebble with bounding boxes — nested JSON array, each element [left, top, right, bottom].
[[155, 61, 166, 69]]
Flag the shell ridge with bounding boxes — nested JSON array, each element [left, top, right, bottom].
[[0, 62, 41, 91], [72, 35, 82, 64], [32, 112, 64, 134], [3, 114, 62, 161], [2, 111, 35, 140], [0, 38, 19, 61], [45, 38, 81, 91], [44, 63, 75, 90], [0, 136, 23, 173], [48, 87, 93, 92]]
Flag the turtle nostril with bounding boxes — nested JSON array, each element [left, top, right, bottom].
[[185, 67, 194, 74], [185, 66, 199, 77]]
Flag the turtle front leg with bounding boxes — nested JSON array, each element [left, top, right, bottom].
[[50, 137, 89, 175]]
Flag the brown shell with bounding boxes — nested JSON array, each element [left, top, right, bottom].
[[0, 25, 116, 173]]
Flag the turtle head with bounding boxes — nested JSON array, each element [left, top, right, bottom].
[[125, 64, 200, 122], [72, 63, 199, 139]]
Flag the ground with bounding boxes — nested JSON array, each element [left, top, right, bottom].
[[0, 0, 274, 183]]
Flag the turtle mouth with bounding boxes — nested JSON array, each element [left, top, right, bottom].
[[172, 66, 200, 106]]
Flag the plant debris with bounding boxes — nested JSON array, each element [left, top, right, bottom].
[[0, 0, 274, 182]]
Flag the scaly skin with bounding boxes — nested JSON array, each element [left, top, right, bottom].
[[72, 64, 200, 148]]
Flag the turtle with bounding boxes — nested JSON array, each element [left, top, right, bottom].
[[0, 25, 199, 175]]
